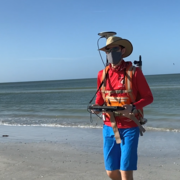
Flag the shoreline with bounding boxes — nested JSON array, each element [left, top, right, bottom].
[[0, 123, 180, 133], [0, 125, 180, 180]]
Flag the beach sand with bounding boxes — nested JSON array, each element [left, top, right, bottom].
[[0, 125, 180, 180]]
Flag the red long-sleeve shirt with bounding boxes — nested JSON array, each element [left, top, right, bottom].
[[95, 60, 153, 128]]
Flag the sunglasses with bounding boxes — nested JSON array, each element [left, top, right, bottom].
[[105, 46, 120, 53]]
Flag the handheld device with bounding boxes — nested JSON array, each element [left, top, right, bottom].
[[88, 105, 125, 112]]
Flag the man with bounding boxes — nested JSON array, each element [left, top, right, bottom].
[[93, 36, 153, 180]]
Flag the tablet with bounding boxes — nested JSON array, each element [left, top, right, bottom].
[[88, 105, 125, 112]]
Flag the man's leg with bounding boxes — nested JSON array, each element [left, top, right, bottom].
[[103, 126, 138, 180], [106, 170, 122, 180], [120, 170, 133, 180], [119, 127, 139, 180], [106, 170, 133, 180], [103, 125, 121, 180]]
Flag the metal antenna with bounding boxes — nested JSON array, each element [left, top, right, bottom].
[[134, 55, 142, 70], [98, 31, 117, 39]]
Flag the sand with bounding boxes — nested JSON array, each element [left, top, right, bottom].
[[0, 125, 180, 180]]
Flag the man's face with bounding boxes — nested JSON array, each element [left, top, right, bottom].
[[105, 45, 125, 56]]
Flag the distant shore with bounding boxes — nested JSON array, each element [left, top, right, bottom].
[[0, 125, 180, 180]]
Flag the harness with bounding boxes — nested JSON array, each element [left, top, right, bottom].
[[101, 65, 145, 144]]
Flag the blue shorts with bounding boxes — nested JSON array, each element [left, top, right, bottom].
[[103, 125, 139, 171]]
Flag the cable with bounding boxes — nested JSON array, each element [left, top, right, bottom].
[[87, 35, 108, 122], [97, 37, 106, 67], [87, 107, 102, 123]]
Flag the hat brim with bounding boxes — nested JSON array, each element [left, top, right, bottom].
[[99, 39, 133, 58]]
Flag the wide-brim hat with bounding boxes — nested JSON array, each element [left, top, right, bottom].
[[99, 36, 133, 58]]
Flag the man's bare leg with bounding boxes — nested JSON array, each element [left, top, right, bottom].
[[106, 170, 122, 180], [120, 170, 133, 180], [106, 170, 133, 180]]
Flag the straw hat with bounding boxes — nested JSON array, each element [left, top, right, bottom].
[[99, 36, 133, 57]]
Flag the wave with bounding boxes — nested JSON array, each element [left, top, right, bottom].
[[0, 122, 102, 129], [0, 88, 96, 94], [150, 85, 180, 89], [0, 122, 180, 132], [145, 126, 180, 132]]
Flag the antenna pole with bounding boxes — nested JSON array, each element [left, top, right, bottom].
[[134, 55, 142, 71]]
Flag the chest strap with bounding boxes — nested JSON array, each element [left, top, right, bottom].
[[101, 89, 132, 95]]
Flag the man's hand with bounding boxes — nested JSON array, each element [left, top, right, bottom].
[[117, 104, 133, 117], [91, 104, 101, 114]]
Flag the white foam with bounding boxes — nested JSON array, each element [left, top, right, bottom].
[[0, 122, 180, 132], [0, 122, 102, 129], [145, 126, 180, 132]]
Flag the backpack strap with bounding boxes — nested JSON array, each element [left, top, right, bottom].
[[101, 66, 109, 102], [125, 65, 143, 115], [108, 112, 121, 144], [125, 65, 136, 102]]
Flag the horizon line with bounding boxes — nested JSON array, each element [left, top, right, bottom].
[[0, 72, 179, 84]]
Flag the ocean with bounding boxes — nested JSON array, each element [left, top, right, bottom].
[[0, 74, 180, 132]]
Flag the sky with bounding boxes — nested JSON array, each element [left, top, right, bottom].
[[0, 0, 180, 83]]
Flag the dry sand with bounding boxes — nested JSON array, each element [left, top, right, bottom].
[[0, 125, 180, 180]]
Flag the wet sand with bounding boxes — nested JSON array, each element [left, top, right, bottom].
[[0, 125, 180, 180]]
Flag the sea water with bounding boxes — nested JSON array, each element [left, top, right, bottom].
[[0, 74, 180, 132]]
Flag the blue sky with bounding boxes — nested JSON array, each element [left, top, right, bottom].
[[0, 0, 180, 83]]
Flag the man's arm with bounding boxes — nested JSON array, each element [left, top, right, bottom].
[[95, 70, 104, 106], [133, 67, 153, 109]]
